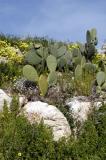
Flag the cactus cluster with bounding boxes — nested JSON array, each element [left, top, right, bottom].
[[23, 44, 59, 96], [74, 56, 97, 80], [96, 65, 106, 92], [70, 28, 98, 62], [95, 57, 106, 92], [22, 28, 101, 96], [85, 28, 98, 60], [48, 43, 72, 69]]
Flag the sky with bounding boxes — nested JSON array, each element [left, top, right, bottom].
[[0, 0, 106, 47]]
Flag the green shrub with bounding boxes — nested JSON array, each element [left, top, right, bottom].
[[0, 97, 106, 160], [74, 71, 95, 96], [0, 62, 22, 87], [0, 97, 55, 160]]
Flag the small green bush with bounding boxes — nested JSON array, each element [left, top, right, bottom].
[[0, 62, 22, 87], [74, 71, 95, 96]]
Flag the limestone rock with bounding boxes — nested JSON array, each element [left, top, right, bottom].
[[0, 89, 26, 111], [66, 96, 106, 124], [0, 89, 12, 111], [66, 96, 91, 122], [22, 101, 71, 141]]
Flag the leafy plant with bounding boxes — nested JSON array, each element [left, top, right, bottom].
[[0, 62, 22, 88], [0, 98, 106, 160]]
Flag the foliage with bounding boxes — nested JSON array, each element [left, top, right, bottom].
[[92, 53, 106, 65], [0, 40, 23, 63], [74, 58, 96, 96], [0, 62, 22, 88], [0, 97, 106, 160], [74, 70, 95, 96], [68, 28, 98, 62], [17, 41, 29, 52], [0, 97, 55, 160]]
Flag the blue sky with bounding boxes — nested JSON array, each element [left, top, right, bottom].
[[0, 0, 106, 47]]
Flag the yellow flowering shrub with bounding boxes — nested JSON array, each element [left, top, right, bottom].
[[18, 41, 29, 51], [0, 40, 8, 48], [68, 43, 79, 50], [0, 40, 23, 63], [92, 53, 106, 64]]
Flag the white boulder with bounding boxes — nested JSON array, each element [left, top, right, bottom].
[[22, 101, 71, 141], [66, 96, 106, 124], [66, 96, 91, 123], [0, 89, 26, 111], [0, 89, 12, 111]]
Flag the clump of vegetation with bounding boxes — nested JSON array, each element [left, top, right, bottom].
[[0, 62, 22, 88], [0, 29, 106, 159], [0, 28, 106, 100], [0, 97, 106, 160], [0, 40, 23, 63]]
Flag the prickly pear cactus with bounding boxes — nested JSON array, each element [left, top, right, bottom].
[[83, 63, 97, 74], [85, 28, 98, 60], [49, 43, 66, 59], [47, 71, 57, 86], [57, 46, 66, 58], [23, 65, 38, 82], [73, 56, 82, 66], [77, 42, 85, 53], [36, 47, 48, 59], [72, 48, 81, 57], [96, 71, 105, 86], [91, 28, 98, 45], [101, 82, 106, 90], [38, 74, 48, 96], [75, 64, 82, 79], [86, 30, 91, 44], [81, 56, 86, 67], [25, 48, 41, 65], [46, 55, 57, 72]]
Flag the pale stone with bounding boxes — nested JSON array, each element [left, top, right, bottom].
[[66, 96, 106, 123], [66, 96, 91, 122], [0, 89, 26, 111], [22, 101, 71, 141], [0, 89, 12, 111]]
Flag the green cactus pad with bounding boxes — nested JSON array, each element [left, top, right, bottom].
[[75, 64, 82, 79], [91, 28, 97, 39], [101, 82, 106, 90], [47, 71, 57, 86], [73, 56, 82, 66], [38, 74, 48, 96], [86, 30, 91, 44], [96, 71, 106, 86], [36, 47, 48, 58], [77, 42, 85, 53], [46, 55, 57, 72], [57, 57, 66, 68], [81, 56, 86, 67], [49, 43, 59, 57], [83, 63, 97, 74], [25, 48, 41, 65], [57, 46, 66, 58], [72, 48, 81, 57], [23, 65, 38, 82]]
